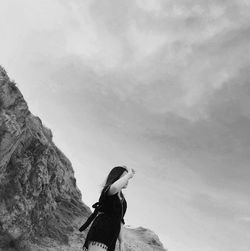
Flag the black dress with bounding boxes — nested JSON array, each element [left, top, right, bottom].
[[82, 185, 127, 251]]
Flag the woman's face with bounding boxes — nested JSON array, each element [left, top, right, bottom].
[[120, 170, 129, 188]]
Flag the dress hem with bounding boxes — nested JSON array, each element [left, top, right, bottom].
[[83, 240, 108, 250]]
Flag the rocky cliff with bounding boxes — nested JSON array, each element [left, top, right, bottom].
[[0, 66, 167, 251]]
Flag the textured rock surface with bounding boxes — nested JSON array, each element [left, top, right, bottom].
[[0, 66, 167, 251]]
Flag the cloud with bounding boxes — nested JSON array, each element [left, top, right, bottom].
[[2, 0, 250, 156], [239, 216, 250, 223], [1, 0, 250, 180], [2, 0, 250, 122], [189, 192, 240, 219]]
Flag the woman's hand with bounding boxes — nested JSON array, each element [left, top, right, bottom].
[[123, 166, 136, 178]]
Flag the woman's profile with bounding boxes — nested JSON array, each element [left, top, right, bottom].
[[81, 165, 135, 251]]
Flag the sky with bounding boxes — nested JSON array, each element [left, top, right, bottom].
[[1, 0, 250, 250]]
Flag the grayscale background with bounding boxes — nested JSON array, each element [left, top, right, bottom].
[[1, 1, 250, 250]]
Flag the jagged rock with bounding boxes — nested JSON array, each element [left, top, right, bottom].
[[0, 66, 167, 250]]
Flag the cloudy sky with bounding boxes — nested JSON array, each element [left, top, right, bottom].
[[1, 0, 250, 250]]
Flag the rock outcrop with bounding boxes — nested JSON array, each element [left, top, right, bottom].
[[0, 66, 167, 251]]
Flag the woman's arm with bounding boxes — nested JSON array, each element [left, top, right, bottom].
[[108, 167, 135, 195], [118, 222, 124, 243]]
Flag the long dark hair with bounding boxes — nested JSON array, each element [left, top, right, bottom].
[[99, 166, 128, 200]]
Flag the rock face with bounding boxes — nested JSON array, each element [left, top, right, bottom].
[[0, 66, 167, 251]]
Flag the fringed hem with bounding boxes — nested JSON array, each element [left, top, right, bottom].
[[83, 241, 108, 250], [89, 241, 108, 250]]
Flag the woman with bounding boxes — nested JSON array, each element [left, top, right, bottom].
[[82, 166, 135, 251]]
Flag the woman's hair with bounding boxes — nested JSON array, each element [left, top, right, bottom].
[[99, 166, 128, 198]]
